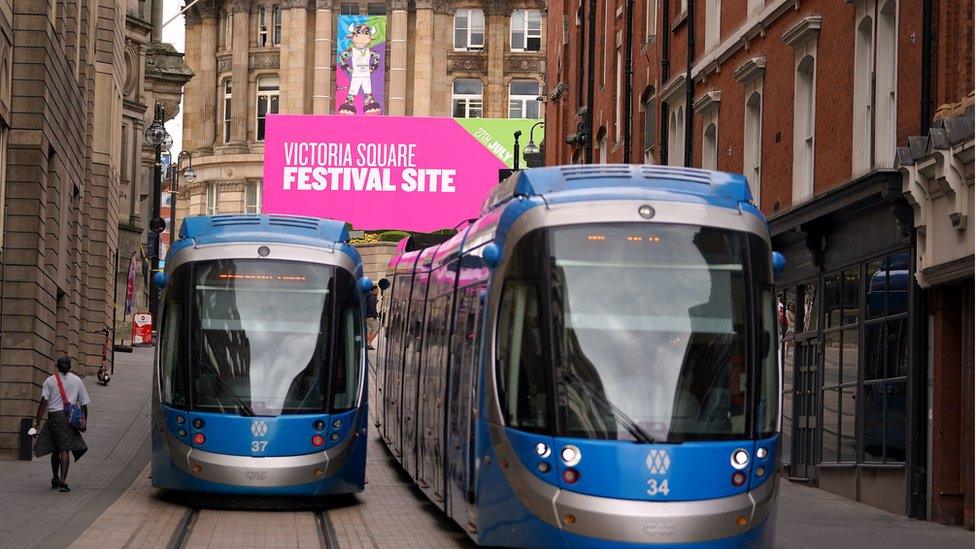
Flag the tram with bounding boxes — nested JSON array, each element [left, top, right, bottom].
[[375, 165, 784, 547], [151, 214, 371, 496]]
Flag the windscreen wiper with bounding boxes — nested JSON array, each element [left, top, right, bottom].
[[562, 368, 657, 444], [199, 363, 256, 417]]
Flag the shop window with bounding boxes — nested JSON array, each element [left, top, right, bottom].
[[821, 268, 859, 464], [510, 9, 541, 52]]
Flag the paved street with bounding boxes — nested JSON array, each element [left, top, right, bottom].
[[1, 346, 971, 548]]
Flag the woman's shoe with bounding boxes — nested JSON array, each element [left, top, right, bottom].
[[50, 477, 60, 489], [58, 482, 71, 492]]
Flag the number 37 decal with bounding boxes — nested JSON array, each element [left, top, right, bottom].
[[252, 440, 269, 452]]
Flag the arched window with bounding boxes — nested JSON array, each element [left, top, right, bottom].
[[744, 91, 762, 200], [703, 123, 717, 170], [508, 80, 540, 118], [598, 129, 608, 164], [452, 79, 483, 118], [256, 75, 280, 141], [853, 15, 873, 174], [793, 55, 816, 202], [875, 0, 897, 167]]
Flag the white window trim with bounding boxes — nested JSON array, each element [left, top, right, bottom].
[[615, 48, 623, 142], [255, 75, 280, 141], [206, 183, 219, 215], [222, 79, 232, 144], [875, 0, 898, 169], [508, 80, 540, 119], [783, 16, 820, 204], [667, 101, 686, 167], [245, 181, 262, 213], [510, 9, 542, 52], [694, 90, 722, 171], [272, 5, 282, 45], [258, 6, 268, 47], [743, 88, 763, 204], [452, 79, 484, 118], [453, 9, 485, 51]]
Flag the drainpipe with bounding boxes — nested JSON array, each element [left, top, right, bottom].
[[920, 0, 933, 134], [586, 0, 597, 163], [660, 0, 670, 165], [623, 0, 635, 163], [684, 0, 695, 167]]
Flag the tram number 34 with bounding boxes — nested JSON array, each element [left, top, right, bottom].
[[252, 440, 269, 452], [646, 478, 670, 496]]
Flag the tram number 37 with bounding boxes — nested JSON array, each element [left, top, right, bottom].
[[252, 440, 269, 452], [646, 478, 670, 496]]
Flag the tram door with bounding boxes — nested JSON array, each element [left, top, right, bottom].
[[790, 281, 821, 480]]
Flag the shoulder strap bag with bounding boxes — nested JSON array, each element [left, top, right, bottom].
[[55, 373, 87, 432]]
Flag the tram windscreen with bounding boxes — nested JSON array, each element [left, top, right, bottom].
[[180, 259, 361, 416], [495, 223, 777, 442]]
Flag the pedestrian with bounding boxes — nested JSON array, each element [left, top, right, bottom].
[[31, 356, 89, 493], [366, 285, 380, 350]]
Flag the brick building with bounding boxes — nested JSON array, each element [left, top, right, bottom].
[[0, 0, 189, 458], [546, 0, 973, 526], [176, 0, 546, 222]]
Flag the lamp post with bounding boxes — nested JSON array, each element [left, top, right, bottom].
[[172, 150, 195, 245], [513, 130, 522, 170], [143, 102, 171, 324], [522, 121, 545, 168]]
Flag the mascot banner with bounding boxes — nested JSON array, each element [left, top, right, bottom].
[[263, 115, 544, 231], [336, 15, 386, 115]]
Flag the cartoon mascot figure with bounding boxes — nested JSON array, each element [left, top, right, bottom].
[[338, 24, 381, 115]]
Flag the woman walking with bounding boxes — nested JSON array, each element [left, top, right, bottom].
[[32, 356, 89, 492]]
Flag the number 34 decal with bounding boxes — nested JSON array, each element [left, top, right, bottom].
[[252, 440, 269, 452], [646, 478, 670, 496]]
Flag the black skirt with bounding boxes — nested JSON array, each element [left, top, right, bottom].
[[34, 411, 88, 461]]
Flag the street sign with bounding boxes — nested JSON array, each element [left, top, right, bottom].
[[149, 217, 166, 234]]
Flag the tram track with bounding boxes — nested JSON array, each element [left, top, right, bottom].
[[167, 507, 200, 549], [166, 506, 338, 549], [317, 509, 341, 549]]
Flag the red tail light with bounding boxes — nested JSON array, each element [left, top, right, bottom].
[[562, 468, 580, 484], [731, 471, 747, 486], [312, 434, 325, 447], [192, 433, 206, 445]]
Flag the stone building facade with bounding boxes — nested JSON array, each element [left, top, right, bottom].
[[176, 0, 545, 223], [546, 0, 973, 527], [0, 0, 189, 458]]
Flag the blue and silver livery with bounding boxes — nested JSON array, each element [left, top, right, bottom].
[[151, 214, 370, 496], [375, 165, 782, 547]]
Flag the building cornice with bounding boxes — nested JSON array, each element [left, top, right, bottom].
[[693, 90, 721, 114], [733, 56, 766, 84], [659, 73, 686, 104], [781, 15, 822, 48]]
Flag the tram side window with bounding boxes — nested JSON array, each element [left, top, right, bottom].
[[496, 280, 550, 432], [160, 268, 188, 407], [751, 235, 779, 438], [332, 270, 363, 411]]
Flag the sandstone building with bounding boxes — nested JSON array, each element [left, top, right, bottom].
[[176, 0, 546, 223]]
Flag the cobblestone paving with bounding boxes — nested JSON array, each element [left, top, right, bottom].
[[186, 510, 322, 549], [0, 348, 155, 549]]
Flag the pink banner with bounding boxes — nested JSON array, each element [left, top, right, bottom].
[[262, 115, 507, 231]]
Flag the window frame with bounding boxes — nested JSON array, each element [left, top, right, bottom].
[[272, 5, 282, 45], [452, 78, 484, 118], [453, 9, 485, 51], [255, 75, 280, 141], [245, 180, 263, 213], [258, 6, 268, 47], [222, 78, 232, 144], [508, 79, 540, 119], [206, 182, 219, 215], [510, 9, 542, 52]]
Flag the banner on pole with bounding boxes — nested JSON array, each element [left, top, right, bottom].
[[262, 115, 543, 231], [336, 15, 387, 115], [124, 253, 138, 316]]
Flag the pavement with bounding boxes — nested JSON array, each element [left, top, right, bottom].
[[1, 344, 973, 548], [0, 347, 155, 548]]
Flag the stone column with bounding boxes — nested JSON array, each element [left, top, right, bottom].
[[485, 0, 507, 118], [197, 2, 218, 155], [387, 0, 407, 115], [312, 0, 334, 113], [411, 0, 434, 115], [430, 1, 450, 116], [280, 0, 310, 113], [230, 0, 251, 147]]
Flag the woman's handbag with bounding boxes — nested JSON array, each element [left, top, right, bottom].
[[55, 373, 87, 432]]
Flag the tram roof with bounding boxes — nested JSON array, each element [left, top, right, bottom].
[[483, 164, 754, 212], [172, 214, 350, 253]]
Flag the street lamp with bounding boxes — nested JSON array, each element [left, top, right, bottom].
[[522, 121, 545, 168], [513, 130, 522, 170], [143, 102, 170, 324]]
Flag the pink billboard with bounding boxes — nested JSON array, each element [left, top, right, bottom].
[[262, 115, 540, 231]]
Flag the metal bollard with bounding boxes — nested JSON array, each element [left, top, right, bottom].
[[19, 417, 33, 461]]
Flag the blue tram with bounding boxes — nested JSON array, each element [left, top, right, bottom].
[[375, 165, 783, 547], [151, 214, 371, 496]]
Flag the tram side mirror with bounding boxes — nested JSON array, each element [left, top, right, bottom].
[[483, 243, 501, 268], [378, 278, 391, 292], [359, 276, 374, 294], [772, 252, 786, 276], [153, 272, 168, 289]]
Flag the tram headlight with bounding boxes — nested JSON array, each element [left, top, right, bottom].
[[534, 442, 551, 458], [192, 418, 204, 429], [175, 416, 185, 425], [314, 420, 325, 431], [756, 447, 768, 460], [730, 448, 750, 470], [560, 445, 581, 467]]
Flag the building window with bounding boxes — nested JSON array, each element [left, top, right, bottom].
[[703, 123, 717, 170], [705, 0, 720, 50], [367, 2, 385, 15], [853, 14, 873, 174], [615, 48, 623, 142], [339, 3, 358, 15], [875, 0, 897, 168], [510, 9, 541, 52], [206, 183, 219, 215], [454, 9, 485, 50], [222, 79, 232, 144], [258, 6, 268, 47], [743, 91, 762, 201], [821, 268, 861, 464], [793, 55, 815, 203], [222, 10, 233, 49], [256, 75, 280, 141], [508, 80, 540, 119], [642, 90, 656, 163], [245, 181, 262, 213], [598, 131, 607, 164], [452, 79, 483, 118], [272, 5, 282, 45], [667, 102, 685, 167], [645, 0, 657, 40]]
